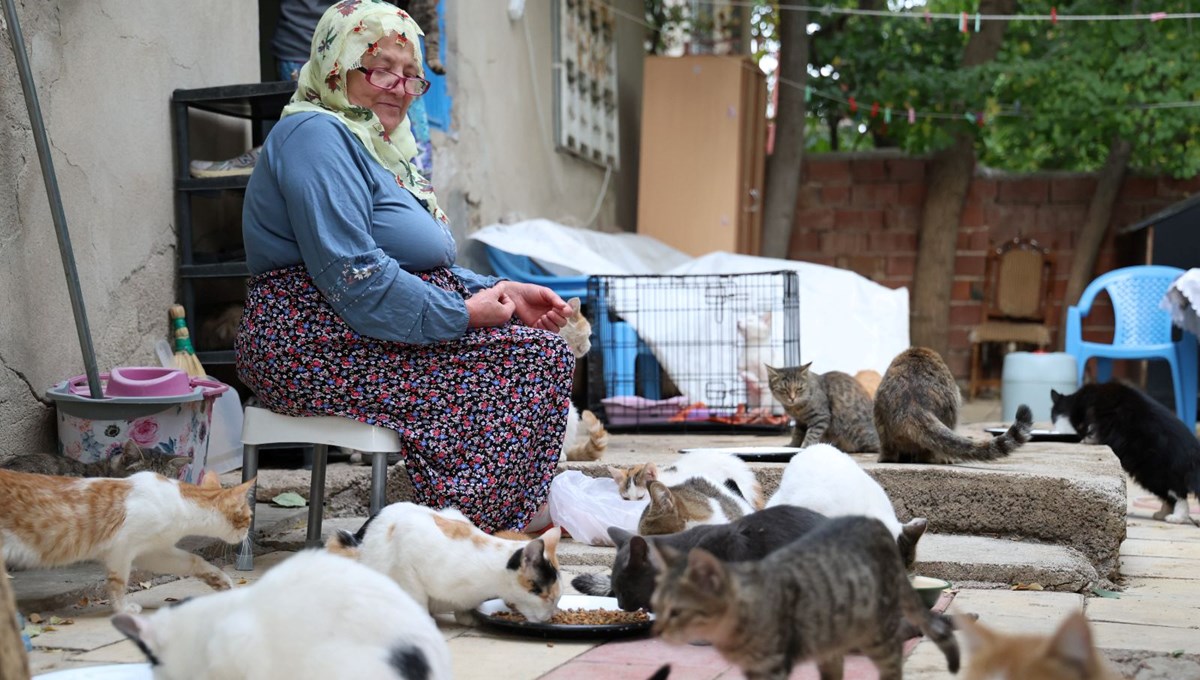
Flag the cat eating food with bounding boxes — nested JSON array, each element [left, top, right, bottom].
[[875, 347, 1033, 464], [0, 468, 254, 613], [328, 502, 563, 623], [113, 550, 452, 680], [1051, 381, 1200, 524], [648, 515, 960, 680], [767, 363, 881, 452], [957, 610, 1119, 679]]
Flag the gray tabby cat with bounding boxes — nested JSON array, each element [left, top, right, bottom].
[[648, 515, 960, 680], [874, 347, 1032, 464], [638, 479, 752, 536], [1, 441, 190, 479], [767, 363, 880, 452]]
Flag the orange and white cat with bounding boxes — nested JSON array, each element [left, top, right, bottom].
[[0, 468, 254, 614], [957, 611, 1121, 679]]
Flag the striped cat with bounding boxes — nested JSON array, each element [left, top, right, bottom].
[[608, 451, 762, 508], [0, 468, 254, 613], [767, 363, 881, 453], [1, 441, 190, 479], [637, 478, 753, 536], [648, 515, 960, 680]]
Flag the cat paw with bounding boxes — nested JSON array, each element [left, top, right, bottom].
[[203, 572, 235, 591], [453, 610, 477, 627], [1164, 514, 1190, 524], [1153, 510, 1170, 520], [115, 601, 142, 615]]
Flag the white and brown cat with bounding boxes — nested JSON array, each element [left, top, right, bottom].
[[0, 467, 254, 613], [559, 296, 608, 461]]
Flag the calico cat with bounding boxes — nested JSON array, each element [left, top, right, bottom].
[[737, 311, 780, 410], [957, 610, 1119, 680], [1051, 382, 1200, 524], [0, 468, 254, 613], [113, 550, 452, 680], [1, 440, 190, 479], [573, 505, 828, 611], [637, 478, 753, 536], [559, 297, 609, 462], [328, 502, 562, 623], [875, 347, 1033, 464], [767, 363, 881, 453], [608, 451, 762, 508], [766, 444, 927, 568], [648, 515, 960, 680]]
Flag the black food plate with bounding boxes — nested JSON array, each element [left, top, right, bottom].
[[473, 596, 653, 639], [679, 446, 803, 462], [984, 427, 1082, 443]]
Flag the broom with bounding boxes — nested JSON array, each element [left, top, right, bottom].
[[168, 304, 206, 377]]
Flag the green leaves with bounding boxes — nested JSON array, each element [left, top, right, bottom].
[[271, 492, 308, 508]]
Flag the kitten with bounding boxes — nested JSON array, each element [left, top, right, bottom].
[[737, 311, 780, 410], [559, 297, 609, 462], [1051, 382, 1200, 524], [113, 550, 452, 680], [637, 478, 752, 536], [854, 369, 883, 399], [875, 347, 1033, 464], [2, 440, 190, 479], [328, 502, 562, 623], [767, 363, 881, 453], [573, 505, 828, 611], [648, 516, 960, 680], [0, 468, 254, 613], [608, 451, 762, 508], [767, 444, 927, 568], [957, 610, 1120, 680]]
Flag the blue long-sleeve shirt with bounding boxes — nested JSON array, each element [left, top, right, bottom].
[[243, 112, 499, 343]]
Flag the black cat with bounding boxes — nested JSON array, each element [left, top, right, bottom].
[[1051, 382, 1200, 523]]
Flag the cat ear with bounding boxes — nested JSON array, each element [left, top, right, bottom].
[[539, 526, 562, 560], [199, 469, 221, 488], [164, 456, 192, 476], [608, 466, 626, 483], [901, 518, 928, 541], [644, 464, 659, 482], [648, 482, 674, 511], [764, 364, 779, 377], [1050, 389, 1062, 403], [111, 613, 157, 660], [1048, 612, 1098, 670], [608, 526, 635, 547], [628, 536, 649, 566], [685, 548, 728, 594], [799, 362, 813, 373], [567, 297, 581, 313], [231, 477, 256, 498], [522, 537, 549, 569], [952, 610, 993, 654]]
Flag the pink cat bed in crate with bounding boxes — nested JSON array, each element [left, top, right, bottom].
[[46, 368, 228, 482]]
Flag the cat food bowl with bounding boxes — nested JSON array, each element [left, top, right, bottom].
[[911, 575, 951, 608], [106, 366, 192, 397]]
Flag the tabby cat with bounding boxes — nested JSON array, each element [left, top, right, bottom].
[[648, 515, 960, 680], [875, 347, 1033, 464], [609, 451, 762, 508], [1, 440, 190, 479], [638, 478, 752, 536], [0, 468, 254, 613], [767, 363, 881, 452], [957, 611, 1120, 680]]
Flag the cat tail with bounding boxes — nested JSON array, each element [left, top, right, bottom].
[[918, 404, 1032, 462], [570, 572, 615, 597], [325, 529, 362, 560], [899, 578, 960, 673], [565, 410, 609, 461]]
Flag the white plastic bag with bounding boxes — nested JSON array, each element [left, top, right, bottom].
[[547, 470, 648, 546]]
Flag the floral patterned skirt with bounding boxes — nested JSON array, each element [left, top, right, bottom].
[[235, 265, 574, 532]]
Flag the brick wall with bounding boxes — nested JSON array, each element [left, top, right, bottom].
[[790, 151, 1200, 381]]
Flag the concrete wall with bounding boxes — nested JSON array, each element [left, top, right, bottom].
[[0, 2, 258, 461], [434, 0, 642, 261], [788, 151, 1200, 380]]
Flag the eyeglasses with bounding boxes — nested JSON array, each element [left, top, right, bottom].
[[354, 67, 430, 96]]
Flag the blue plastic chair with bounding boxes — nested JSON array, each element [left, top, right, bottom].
[[1064, 265, 1198, 428]]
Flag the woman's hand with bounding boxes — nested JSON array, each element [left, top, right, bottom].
[[497, 281, 572, 331], [465, 287, 516, 328]]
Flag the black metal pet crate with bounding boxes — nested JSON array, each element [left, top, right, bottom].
[[585, 271, 800, 432]]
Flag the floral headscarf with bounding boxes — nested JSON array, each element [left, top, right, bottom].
[[282, 0, 446, 224]]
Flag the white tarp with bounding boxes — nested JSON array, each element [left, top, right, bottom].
[[469, 221, 909, 392]]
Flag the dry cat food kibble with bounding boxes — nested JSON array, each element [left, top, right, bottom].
[[492, 608, 650, 625]]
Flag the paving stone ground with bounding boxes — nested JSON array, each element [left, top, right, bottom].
[[15, 399, 1200, 679]]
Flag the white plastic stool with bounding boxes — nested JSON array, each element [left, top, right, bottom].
[[237, 407, 401, 558]]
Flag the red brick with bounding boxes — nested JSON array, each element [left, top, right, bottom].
[[878, 276, 913, 291], [851, 158, 889, 183], [950, 280, 977, 302], [898, 183, 926, 206], [947, 351, 970, 380], [868, 231, 917, 252], [984, 204, 1038, 232], [1049, 177, 1095, 204], [834, 209, 885, 229], [955, 254, 987, 277], [805, 159, 851, 183], [851, 184, 900, 206], [950, 303, 982, 325], [960, 201, 986, 228], [997, 178, 1050, 204], [795, 184, 822, 208], [787, 231, 821, 255], [885, 208, 921, 231], [794, 207, 835, 230], [886, 158, 927, 183], [836, 255, 886, 280], [956, 229, 991, 251], [1119, 177, 1158, 201], [967, 179, 998, 204], [887, 255, 915, 276], [819, 185, 851, 205], [948, 327, 971, 349], [821, 231, 870, 253], [1038, 205, 1087, 233]]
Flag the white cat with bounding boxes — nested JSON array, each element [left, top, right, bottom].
[[112, 550, 451, 680], [609, 451, 763, 510], [329, 502, 563, 623], [766, 444, 927, 567], [737, 311, 781, 411]]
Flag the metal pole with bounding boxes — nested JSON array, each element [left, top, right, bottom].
[[2, 0, 103, 399]]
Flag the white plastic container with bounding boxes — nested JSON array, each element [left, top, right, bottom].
[[1001, 352, 1078, 422]]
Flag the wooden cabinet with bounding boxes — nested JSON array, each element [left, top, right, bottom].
[[636, 55, 767, 257]]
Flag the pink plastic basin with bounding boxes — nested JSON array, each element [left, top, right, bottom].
[[106, 367, 192, 398]]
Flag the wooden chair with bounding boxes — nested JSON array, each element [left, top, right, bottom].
[[968, 237, 1056, 400]]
